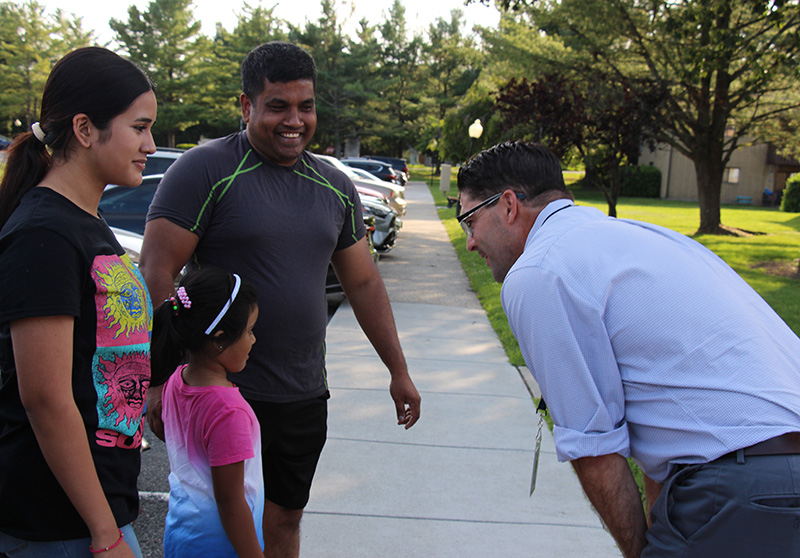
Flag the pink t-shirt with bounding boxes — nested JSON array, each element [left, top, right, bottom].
[[162, 366, 264, 557]]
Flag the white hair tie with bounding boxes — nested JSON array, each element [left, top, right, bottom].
[[31, 122, 46, 143]]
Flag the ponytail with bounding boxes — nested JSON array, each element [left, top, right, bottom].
[[0, 132, 51, 228], [150, 300, 187, 387]]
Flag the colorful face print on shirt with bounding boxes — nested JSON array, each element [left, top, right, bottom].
[[91, 254, 152, 445], [95, 350, 149, 435], [93, 254, 150, 341]]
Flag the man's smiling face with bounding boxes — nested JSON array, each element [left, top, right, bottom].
[[241, 78, 317, 166]]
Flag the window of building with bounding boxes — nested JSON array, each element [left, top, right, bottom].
[[724, 167, 741, 184]]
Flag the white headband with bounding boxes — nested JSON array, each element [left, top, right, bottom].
[[204, 273, 242, 335], [31, 122, 46, 143]]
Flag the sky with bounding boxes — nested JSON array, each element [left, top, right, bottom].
[[38, 0, 501, 44]]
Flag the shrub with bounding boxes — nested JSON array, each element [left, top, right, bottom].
[[781, 174, 800, 213], [620, 165, 661, 198]]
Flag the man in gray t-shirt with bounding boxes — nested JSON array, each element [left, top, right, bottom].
[[140, 41, 420, 558]]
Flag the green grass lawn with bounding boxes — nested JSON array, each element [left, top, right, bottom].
[[411, 165, 800, 353]]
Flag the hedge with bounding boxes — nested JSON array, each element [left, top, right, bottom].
[[619, 165, 661, 198], [781, 174, 800, 213]]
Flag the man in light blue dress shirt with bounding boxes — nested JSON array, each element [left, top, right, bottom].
[[457, 140, 800, 558]]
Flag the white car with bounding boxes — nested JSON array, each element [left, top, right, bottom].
[[111, 227, 144, 265], [111, 227, 187, 282], [314, 154, 406, 216]]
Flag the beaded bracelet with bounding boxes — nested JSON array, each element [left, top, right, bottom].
[[89, 529, 124, 554]]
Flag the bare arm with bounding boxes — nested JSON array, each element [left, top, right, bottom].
[[330, 238, 420, 428], [139, 217, 199, 440], [12, 316, 135, 557], [211, 462, 264, 558], [571, 453, 648, 558]]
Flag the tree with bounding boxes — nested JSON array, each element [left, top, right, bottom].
[[419, 10, 482, 171], [0, 0, 94, 135], [203, 2, 288, 140], [110, 0, 208, 147], [371, 0, 424, 156], [481, 0, 800, 234], [496, 69, 663, 216], [290, 0, 375, 157]]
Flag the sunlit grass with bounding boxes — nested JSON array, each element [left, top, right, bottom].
[[412, 165, 799, 338]]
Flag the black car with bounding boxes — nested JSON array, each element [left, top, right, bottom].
[[365, 156, 409, 184], [340, 158, 402, 185], [143, 147, 184, 175], [99, 175, 164, 234]]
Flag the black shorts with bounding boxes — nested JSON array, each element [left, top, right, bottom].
[[246, 392, 329, 510]]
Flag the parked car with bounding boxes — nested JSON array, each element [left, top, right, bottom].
[[349, 167, 384, 183], [0, 134, 12, 151], [143, 147, 184, 176], [340, 158, 403, 185], [99, 175, 164, 234], [314, 154, 406, 216], [365, 155, 409, 184], [359, 194, 401, 253], [111, 227, 145, 265]]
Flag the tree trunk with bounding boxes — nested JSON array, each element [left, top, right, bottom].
[[693, 155, 725, 235], [605, 163, 621, 218]]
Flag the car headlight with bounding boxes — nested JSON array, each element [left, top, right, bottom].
[[363, 205, 390, 218]]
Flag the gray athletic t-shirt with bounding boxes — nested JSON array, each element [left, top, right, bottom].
[[147, 132, 365, 402]]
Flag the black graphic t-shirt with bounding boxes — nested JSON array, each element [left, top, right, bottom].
[[0, 187, 152, 541]]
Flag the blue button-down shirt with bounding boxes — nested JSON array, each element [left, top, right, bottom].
[[502, 200, 800, 481]]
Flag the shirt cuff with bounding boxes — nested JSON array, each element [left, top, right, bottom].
[[553, 422, 631, 462]]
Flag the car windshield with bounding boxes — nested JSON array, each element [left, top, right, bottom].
[[99, 182, 159, 214], [314, 155, 361, 180]]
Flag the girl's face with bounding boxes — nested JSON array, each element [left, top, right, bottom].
[[92, 90, 157, 188], [217, 306, 258, 374]]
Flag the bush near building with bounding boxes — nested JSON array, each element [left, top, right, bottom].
[[620, 165, 661, 198], [781, 174, 800, 213]]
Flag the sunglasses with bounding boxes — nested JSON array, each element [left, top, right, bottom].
[[457, 191, 526, 236]]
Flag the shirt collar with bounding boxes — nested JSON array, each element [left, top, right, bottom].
[[529, 199, 575, 238]]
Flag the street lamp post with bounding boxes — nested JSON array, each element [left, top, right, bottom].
[[468, 118, 483, 157]]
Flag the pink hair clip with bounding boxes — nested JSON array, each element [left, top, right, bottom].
[[176, 286, 192, 309]]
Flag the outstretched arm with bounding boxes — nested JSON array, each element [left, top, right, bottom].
[[571, 453, 648, 558], [331, 238, 421, 428]]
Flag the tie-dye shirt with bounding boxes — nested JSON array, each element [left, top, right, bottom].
[[0, 187, 152, 540], [162, 366, 264, 557]]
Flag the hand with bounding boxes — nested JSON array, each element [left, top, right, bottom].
[[389, 373, 421, 429], [146, 385, 165, 441]]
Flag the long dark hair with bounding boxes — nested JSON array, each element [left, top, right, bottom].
[[151, 268, 258, 386], [0, 47, 154, 228]]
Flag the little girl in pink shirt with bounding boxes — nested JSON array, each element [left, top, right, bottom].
[[151, 268, 263, 558]]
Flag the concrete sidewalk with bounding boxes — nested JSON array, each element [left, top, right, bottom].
[[300, 181, 621, 557]]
